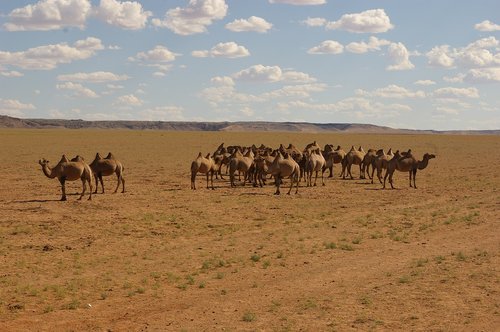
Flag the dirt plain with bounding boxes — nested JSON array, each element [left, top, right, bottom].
[[0, 129, 499, 331]]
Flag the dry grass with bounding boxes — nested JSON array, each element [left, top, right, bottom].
[[0, 129, 499, 331]]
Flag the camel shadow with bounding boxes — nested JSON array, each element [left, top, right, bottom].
[[14, 199, 61, 203]]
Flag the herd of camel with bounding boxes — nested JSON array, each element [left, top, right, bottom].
[[38, 153, 125, 201], [37, 140, 435, 200], [191, 142, 436, 195]]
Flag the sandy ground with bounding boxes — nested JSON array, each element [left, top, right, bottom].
[[0, 129, 499, 331]]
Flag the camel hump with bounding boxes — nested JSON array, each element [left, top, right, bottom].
[[59, 155, 69, 163], [205, 153, 211, 159], [197, 152, 202, 158], [106, 152, 115, 159], [95, 152, 103, 159], [358, 146, 364, 152]]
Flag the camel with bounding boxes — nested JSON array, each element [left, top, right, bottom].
[[38, 154, 93, 201], [190, 152, 217, 190], [383, 150, 435, 189], [253, 150, 276, 187], [343, 146, 366, 179], [410, 153, 436, 189], [89, 153, 125, 194], [360, 149, 377, 179], [229, 149, 254, 187], [306, 148, 326, 187], [268, 152, 300, 195], [322, 145, 346, 178], [370, 148, 394, 184]]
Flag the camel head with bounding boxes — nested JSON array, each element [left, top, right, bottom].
[[376, 148, 384, 155], [38, 158, 49, 167], [424, 153, 436, 160]]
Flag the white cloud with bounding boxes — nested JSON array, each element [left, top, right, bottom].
[[240, 107, 254, 117], [57, 71, 129, 83], [326, 9, 394, 33], [269, 0, 326, 5], [152, 0, 228, 35], [307, 40, 344, 54], [435, 106, 460, 115], [427, 37, 500, 68], [233, 65, 315, 83], [356, 85, 425, 98], [225, 16, 272, 33], [443, 73, 465, 83], [211, 76, 235, 86], [465, 67, 500, 83], [426, 45, 455, 68], [191, 42, 250, 58], [386, 42, 414, 71], [346, 36, 390, 54], [114, 94, 143, 107], [262, 83, 327, 99], [130, 46, 180, 63], [56, 82, 99, 98], [433, 87, 479, 99], [4, 0, 91, 31], [0, 71, 24, 78], [414, 80, 436, 86], [474, 20, 500, 32], [233, 65, 282, 82], [301, 17, 327, 27], [0, 37, 104, 70], [0, 98, 36, 117], [95, 0, 152, 30]]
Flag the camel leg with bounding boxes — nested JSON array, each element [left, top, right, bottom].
[[113, 172, 121, 193], [348, 164, 353, 179], [287, 175, 294, 195], [191, 170, 197, 190], [93, 174, 99, 194], [211, 170, 215, 190], [295, 173, 299, 194], [314, 170, 318, 186], [88, 177, 93, 200], [121, 176, 125, 193], [59, 177, 67, 201], [274, 175, 281, 195], [359, 164, 363, 179], [79, 178, 86, 200], [206, 172, 210, 189], [367, 164, 372, 180], [389, 172, 395, 189], [409, 171, 412, 188], [99, 174, 105, 194], [329, 166, 333, 178], [321, 170, 325, 186], [383, 171, 388, 189], [412, 169, 417, 189]]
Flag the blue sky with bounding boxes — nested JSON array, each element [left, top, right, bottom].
[[0, 0, 499, 130]]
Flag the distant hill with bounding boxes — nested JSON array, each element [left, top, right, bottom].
[[0, 115, 498, 135]]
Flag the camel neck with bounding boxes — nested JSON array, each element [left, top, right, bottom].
[[42, 164, 56, 178], [418, 157, 430, 170]]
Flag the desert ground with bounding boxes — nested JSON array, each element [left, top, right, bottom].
[[0, 129, 499, 331]]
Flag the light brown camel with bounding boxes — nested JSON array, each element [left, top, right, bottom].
[[370, 148, 394, 184], [343, 146, 366, 179], [268, 152, 300, 195], [306, 148, 326, 187], [229, 149, 254, 187], [410, 153, 436, 189], [360, 148, 377, 179], [323, 145, 346, 178], [89, 152, 125, 194], [253, 150, 276, 187], [190, 152, 217, 190], [383, 150, 434, 189], [39, 154, 93, 201]]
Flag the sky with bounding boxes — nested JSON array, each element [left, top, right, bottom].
[[0, 0, 499, 130]]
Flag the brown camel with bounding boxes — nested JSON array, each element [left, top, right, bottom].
[[190, 152, 217, 190], [306, 148, 326, 187], [39, 154, 93, 201], [323, 145, 346, 178], [370, 148, 394, 184], [253, 150, 276, 187], [89, 152, 125, 194], [360, 148, 377, 179], [268, 152, 300, 195], [383, 150, 434, 189], [229, 149, 254, 187], [343, 146, 366, 179], [410, 153, 436, 188]]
